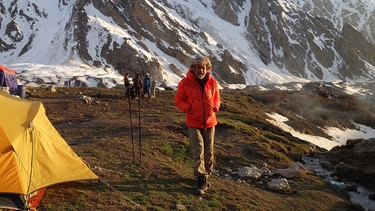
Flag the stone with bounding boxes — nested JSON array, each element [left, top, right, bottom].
[[46, 85, 56, 92], [238, 166, 263, 179], [176, 204, 186, 210], [267, 178, 289, 190], [274, 162, 308, 179], [353, 138, 375, 158], [274, 168, 304, 179]]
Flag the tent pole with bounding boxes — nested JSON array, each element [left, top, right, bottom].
[[25, 125, 36, 210]]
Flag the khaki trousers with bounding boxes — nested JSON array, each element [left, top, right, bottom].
[[188, 127, 215, 178]]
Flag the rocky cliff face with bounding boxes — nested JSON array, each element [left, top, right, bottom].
[[290, 0, 375, 45], [246, 0, 375, 81], [1, 0, 375, 86]]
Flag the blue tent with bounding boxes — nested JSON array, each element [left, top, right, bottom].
[[0, 65, 18, 95]]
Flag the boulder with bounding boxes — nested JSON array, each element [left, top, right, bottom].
[[353, 138, 375, 158], [237, 166, 263, 179], [267, 178, 289, 190], [274, 168, 304, 179], [320, 138, 375, 188], [274, 162, 308, 179]]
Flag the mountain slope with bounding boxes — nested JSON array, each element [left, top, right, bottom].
[[1, 0, 375, 88], [291, 0, 375, 44]]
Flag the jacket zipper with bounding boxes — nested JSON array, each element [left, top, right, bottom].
[[201, 83, 206, 129]]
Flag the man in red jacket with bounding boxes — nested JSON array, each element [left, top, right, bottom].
[[175, 56, 221, 195]]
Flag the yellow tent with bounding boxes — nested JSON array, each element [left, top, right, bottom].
[[0, 91, 98, 195]]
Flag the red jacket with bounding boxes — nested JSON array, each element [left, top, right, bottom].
[[175, 70, 220, 129]]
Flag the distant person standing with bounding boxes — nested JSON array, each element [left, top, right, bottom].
[[174, 56, 221, 195], [123, 73, 131, 98], [151, 78, 156, 99], [143, 73, 151, 98], [133, 73, 143, 99]]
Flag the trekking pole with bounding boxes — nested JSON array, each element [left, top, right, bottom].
[[128, 88, 135, 163], [138, 88, 142, 166]]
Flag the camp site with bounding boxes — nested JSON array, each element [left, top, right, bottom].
[[1, 75, 373, 210]]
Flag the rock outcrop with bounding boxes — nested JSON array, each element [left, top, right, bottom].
[[320, 138, 375, 188]]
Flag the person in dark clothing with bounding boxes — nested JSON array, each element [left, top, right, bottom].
[[123, 73, 131, 98], [142, 73, 151, 98], [133, 73, 143, 99]]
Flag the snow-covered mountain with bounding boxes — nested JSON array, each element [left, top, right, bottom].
[[291, 0, 375, 44], [1, 0, 375, 88]]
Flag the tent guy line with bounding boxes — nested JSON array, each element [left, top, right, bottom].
[[93, 167, 141, 208]]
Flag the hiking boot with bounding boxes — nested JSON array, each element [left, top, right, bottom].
[[196, 176, 210, 195]]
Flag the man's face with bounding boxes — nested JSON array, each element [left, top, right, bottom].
[[193, 64, 207, 79]]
